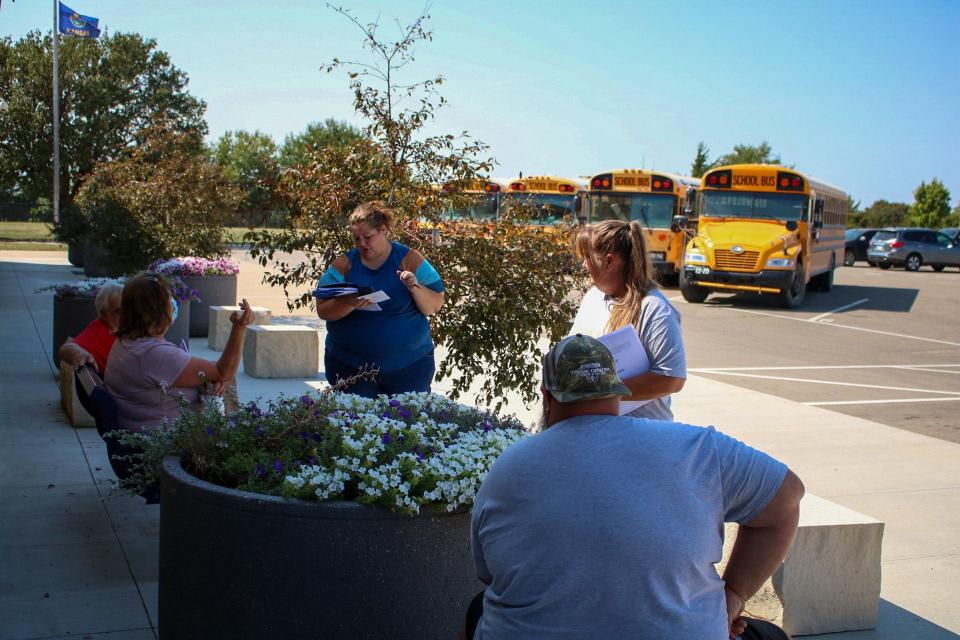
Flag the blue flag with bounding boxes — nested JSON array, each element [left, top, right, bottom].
[[58, 2, 100, 38]]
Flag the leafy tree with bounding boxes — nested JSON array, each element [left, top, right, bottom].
[[210, 130, 280, 225], [909, 178, 951, 228], [0, 31, 206, 216], [247, 7, 582, 409], [690, 142, 713, 178], [278, 118, 365, 169], [75, 121, 240, 274], [951, 205, 960, 227], [847, 195, 862, 219], [850, 199, 910, 228], [715, 141, 782, 167]]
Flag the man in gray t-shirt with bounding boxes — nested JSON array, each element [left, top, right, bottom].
[[468, 335, 804, 640]]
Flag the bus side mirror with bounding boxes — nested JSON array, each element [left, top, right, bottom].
[[671, 215, 688, 233], [683, 189, 697, 216], [785, 220, 799, 232]]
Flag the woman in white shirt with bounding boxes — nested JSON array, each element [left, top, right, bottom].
[[569, 219, 686, 420]]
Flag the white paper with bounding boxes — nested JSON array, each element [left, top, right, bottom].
[[597, 326, 652, 416], [358, 290, 390, 304], [597, 326, 649, 380], [357, 302, 382, 312]]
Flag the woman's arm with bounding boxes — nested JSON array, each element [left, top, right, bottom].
[[173, 299, 254, 387], [58, 338, 98, 370], [621, 371, 685, 401], [316, 295, 371, 321], [397, 270, 445, 316]]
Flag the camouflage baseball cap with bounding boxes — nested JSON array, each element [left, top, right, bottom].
[[542, 334, 630, 403]]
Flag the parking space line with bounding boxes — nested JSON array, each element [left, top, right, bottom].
[[808, 298, 869, 322], [712, 306, 960, 347], [894, 366, 960, 375], [690, 364, 960, 372], [692, 369, 960, 396], [804, 397, 960, 406]]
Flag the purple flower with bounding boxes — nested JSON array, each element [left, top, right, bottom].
[[312, 433, 322, 442], [205, 427, 217, 436], [389, 399, 401, 408], [255, 463, 266, 478], [398, 408, 412, 420], [482, 419, 492, 433], [300, 394, 315, 407], [308, 457, 317, 465], [272, 460, 283, 473], [245, 402, 263, 418], [299, 431, 310, 441], [382, 433, 392, 445], [254, 425, 265, 437], [381, 412, 390, 419]]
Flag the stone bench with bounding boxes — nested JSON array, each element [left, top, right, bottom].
[[242, 325, 319, 378], [59, 361, 95, 427], [208, 305, 272, 351], [718, 494, 884, 636]]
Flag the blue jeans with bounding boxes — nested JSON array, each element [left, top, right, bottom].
[[324, 351, 435, 398]]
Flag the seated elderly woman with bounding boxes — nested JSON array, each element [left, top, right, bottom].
[[104, 272, 253, 432], [58, 281, 123, 373]]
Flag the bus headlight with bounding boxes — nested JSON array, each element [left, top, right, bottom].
[[685, 252, 706, 264], [766, 257, 795, 268]]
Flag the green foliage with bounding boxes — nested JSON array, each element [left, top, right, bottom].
[[847, 195, 862, 216], [715, 141, 782, 167], [210, 129, 281, 225], [72, 121, 240, 274], [0, 31, 206, 216], [909, 178, 951, 228], [278, 118, 365, 169], [849, 199, 910, 228], [690, 142, 712, 178], [247, 7, 584, 409]]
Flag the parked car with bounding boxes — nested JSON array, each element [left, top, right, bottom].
[[844, 228, 880, 266], [867, 227, 960, 271], [940, 227, 960, 243]]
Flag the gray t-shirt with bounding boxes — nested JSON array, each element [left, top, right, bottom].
[[471, 415, 787, 640], [104, 337, 198, 432], [569, 287, 686, 420]]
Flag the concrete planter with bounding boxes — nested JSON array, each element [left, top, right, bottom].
[[52, 294, 98, 366], [67, 242, 85, 267], [159, 456, 480, 640], [179, 273, 238, 338]]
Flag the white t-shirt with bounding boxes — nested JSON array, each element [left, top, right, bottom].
[[569, 287, 686, 420]]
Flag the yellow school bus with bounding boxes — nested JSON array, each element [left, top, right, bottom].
[[586, 169, 700, 282], [502, 175, 585, 226], [442, 178, 509, 222], [678, 164, 847, 308]]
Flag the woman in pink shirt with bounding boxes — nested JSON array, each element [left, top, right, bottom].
[[105, 272, 253, 432]]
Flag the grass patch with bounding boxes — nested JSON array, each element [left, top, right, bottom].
[[0, 241, 66, 251], [0, 222, 269, 245], [0, 221, 54, 241]]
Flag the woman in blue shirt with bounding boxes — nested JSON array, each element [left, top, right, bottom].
[[315, 201, 445, 397]]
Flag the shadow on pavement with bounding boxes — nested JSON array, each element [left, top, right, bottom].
[[822, 599, 960, 639], [700, 285, 920, 314]]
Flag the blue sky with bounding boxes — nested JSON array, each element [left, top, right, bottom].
[[3, 0, 959, 207]]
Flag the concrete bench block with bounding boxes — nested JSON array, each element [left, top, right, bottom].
[[208, 305, 272, 351], [719, 494, 883, 636], [59, 362, 95, 427], [243, 325, 319, 378]]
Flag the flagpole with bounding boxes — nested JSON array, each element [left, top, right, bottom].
[[52, 0, 61, 224]]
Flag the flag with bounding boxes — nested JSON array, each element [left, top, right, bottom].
[[58, 2, 100, 38]]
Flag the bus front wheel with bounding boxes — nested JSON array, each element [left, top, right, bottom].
[[779, 263, 806, 309], [679, 270, 709, 303]]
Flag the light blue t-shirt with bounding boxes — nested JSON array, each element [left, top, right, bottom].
[[470, 415, 787, 640], [318, 241, 443, 372]]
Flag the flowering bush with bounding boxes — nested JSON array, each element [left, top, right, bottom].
[[149, 256, 240, 277], [117, 390, 528, 515], [37, 275, 199, 302]]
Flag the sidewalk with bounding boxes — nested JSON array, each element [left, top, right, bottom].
[[1, 250, 958, 639]]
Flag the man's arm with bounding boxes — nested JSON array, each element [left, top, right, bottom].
[[722, 469, 804, 628]]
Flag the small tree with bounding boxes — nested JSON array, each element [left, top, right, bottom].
[[690, 142, 713, 178], [715, 141, 782, 166], [210, 130, 281, 226], [278, 118, 365, 169], [248, 7, 582, 409], [76, 121, 241, 274], [851, 199, 910, 228], [910, 178, 951, 228]]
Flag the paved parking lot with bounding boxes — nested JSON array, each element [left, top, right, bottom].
[[665, 264, 960, 443]]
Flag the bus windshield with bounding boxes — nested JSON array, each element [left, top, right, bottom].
[[502, 193, 577, 225], [702, 192, 808, 221], [587, 193, 676, 229], [445, 194, 498, 222]]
